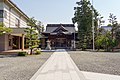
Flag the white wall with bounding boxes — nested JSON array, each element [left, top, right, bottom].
[[0, 1, 29, 51], [2, 2, 28, 28]]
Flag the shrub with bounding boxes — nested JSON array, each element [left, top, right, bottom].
[[35, 50, 41, 55], [18, 52, 27, 56]]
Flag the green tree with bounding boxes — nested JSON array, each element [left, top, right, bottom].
[[36, 21, 44, 38], [97, 16, 105, 34], [72, 0, 99, 50], [95, 35, 103, 51], [108, 13, 118, 51], [96, 31, 118, 51], [116, 29, 120, 42], [25, 17, 40, 55], [107, 24, 112, 27], [108, 13, 118, 38], [0, 22, 12, 35]]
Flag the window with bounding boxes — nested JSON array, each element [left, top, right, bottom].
[[0, 10, 3, 18], [4, 10, 7, 19], [15, 18, 20, 27], [0, 10, 7, 18]]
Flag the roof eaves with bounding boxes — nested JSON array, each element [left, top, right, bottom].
[[6, 0, 29, 20]]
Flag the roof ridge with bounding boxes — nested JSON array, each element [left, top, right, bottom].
[[53, 25, 68, 32], [46, 24, 75, 27]]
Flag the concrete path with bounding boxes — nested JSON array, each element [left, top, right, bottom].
[[81, 71, 120, 80], [30, 49, 120, 80], [30, 49, 86, 80]]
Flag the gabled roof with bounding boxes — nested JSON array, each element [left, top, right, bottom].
[[44, 24, 75, 33], [53, 25, 68, 33]]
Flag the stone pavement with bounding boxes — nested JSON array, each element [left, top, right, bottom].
[[30, 49, 86, 80], [30, 49, 120, 80]]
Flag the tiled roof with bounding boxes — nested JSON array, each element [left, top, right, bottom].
[[101, 26, 112, 31], [45, 24, 75, 33]]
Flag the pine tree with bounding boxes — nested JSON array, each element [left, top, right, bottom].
[[25, 18, 40, 55], [0, 22, 12, 35]]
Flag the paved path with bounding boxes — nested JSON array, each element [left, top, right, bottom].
[[30, 49, 86, 80], [81, 71, 120, 80]]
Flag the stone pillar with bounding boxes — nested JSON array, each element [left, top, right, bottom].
[[22, 34, 25, 50], [73, 40, 76, 49], [71, 40, 73, 49]]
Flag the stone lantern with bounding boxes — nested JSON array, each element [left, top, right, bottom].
[[45, 40, 51, 50]]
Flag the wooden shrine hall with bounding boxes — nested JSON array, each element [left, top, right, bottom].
[[40, 24, 76, 49]]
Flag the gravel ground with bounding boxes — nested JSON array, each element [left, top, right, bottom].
[[0, 52, 53, 80], [68, 51, 120, 75]]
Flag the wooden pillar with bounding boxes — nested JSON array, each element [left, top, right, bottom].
[[22, 34, 24, 50], [18, 36, 20, 49], [41, 38, 45, 49]]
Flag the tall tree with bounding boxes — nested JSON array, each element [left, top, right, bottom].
[[36, 21, 44, 38], [108, 13, 118, 39], [108, 13, 118, 51], [25, 17, 40, 55], [36, 21, 44, 34], [97, 16, 104, 35], [72, 0, 99, 50]]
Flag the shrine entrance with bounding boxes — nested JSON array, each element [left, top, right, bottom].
[[56, 38, 67, 48]]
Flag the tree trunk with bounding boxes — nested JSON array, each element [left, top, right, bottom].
[[30, 49, 32, 55]]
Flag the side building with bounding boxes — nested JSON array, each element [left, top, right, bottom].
[[41, 24, 76, 49], [0, 0, 29, 51]]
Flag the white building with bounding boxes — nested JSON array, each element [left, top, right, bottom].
[[0, 0, 29, 51]]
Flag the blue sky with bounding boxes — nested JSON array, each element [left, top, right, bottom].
[[12, 0, 120, 26]]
